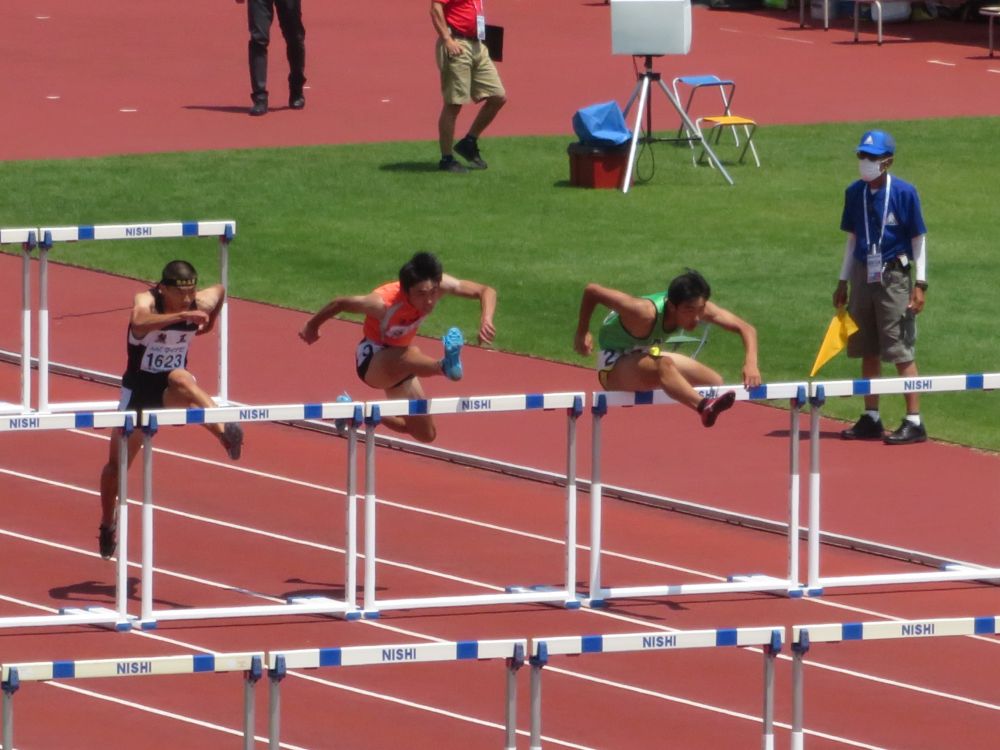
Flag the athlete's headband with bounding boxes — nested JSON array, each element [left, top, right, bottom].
[[160, 277, 197, 288]]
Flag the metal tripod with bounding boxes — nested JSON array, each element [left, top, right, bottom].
[[621, 55, 733, 193]]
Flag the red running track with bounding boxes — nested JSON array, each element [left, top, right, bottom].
[[2, 255, 1000, 749]]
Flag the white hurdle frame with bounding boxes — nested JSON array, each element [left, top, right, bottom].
[[137, 400, 364, 627], [587, 382, 808, 605], [0, 409, 136, 631], [806, 373, 1000, 594], [790, 616, 1000, 750], [267, 638, 526, 750], [361, 392, 585, 616], [529, 626, 783, 750], [2, 651, 263, 750], [35, 220, 236, 413], [0, 228, 37, 414]]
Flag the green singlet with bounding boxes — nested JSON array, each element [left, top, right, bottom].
[[597, 291, 671, 352]]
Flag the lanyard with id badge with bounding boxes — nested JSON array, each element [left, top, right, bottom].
[[863, 174, 891, 284], [476, 0, 486, 39]]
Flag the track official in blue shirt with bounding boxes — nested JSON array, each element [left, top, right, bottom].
[[833, 130, 929, 445]]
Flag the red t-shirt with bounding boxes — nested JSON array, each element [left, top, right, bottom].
[[436, 0, 480, 38], [362, 282, 427, 346]]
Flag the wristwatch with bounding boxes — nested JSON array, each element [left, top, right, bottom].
[[915, 280, 928, 291]]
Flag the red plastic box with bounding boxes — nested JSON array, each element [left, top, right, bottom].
[[567, 143, 631, 189]]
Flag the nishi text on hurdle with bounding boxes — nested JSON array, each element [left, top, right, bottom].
[[7, 417, 40, 430], [239, 408, 270, 420], [382, 647, 418, 662], [901, 623, 936, 636], [460, 398, 492, 411], [116, 661, 153, 675], [642, 635, 678, 648]]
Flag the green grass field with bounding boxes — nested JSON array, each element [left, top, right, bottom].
[[2, 117, 997, 450]]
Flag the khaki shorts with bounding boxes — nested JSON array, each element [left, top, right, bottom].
[[846, 262, 916, 364], [436, 37, 505, 105]]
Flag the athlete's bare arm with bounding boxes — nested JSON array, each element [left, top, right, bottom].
[[299, 292, 388, 344], [574, 283, 654, 356], [440, 274, 497, 344]]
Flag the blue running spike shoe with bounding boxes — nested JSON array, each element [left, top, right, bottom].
[[334, 391, 352, 436], [440, 327, 464, 381]]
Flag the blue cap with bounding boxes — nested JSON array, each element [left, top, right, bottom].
[[856, 130, 895, 157]]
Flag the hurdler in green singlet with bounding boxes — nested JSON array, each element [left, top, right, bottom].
[[597, 292, 669, 352]]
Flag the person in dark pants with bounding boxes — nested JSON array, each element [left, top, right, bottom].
[[236, 0, 306, 116]]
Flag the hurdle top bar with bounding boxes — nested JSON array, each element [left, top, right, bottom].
[[793, 616, 1000, 645], [811, 373, 1000, 399], [39, 221, 236, 245], [531, 626, 783, 658], [1, 651, 263, 683], [267, 638, 527, 670], [140, 401, 362, 428], [0, 410, 136, 432], [595, 382, 807, 410], [367, 392, 584, 419], [0, 228, 37, 246]]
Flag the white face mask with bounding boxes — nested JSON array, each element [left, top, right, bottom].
[[858, 158, 885, 182]]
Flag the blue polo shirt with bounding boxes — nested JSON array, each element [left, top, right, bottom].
[[840, 176, 927, 264]]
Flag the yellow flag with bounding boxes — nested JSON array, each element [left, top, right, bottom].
[[810, 308, 859, 377]]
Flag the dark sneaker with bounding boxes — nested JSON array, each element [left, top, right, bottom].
[[249, 100, 268, 117], [334, 392, 352, 437], [454, 136, 488, 169], [840, 414, 884, 440], [440, 327, 464, 381], [884, 420, 927, 445], [221, 423, 244, 460], [289, 94, 305, 110], [697, 390, 736, 428], [439, 157, 468, 174], [98, 524, 117, 560]]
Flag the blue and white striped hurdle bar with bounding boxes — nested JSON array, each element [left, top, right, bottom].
[[529, 626, 784, 750], [34, 220, 236, 414], [804, 372, 1000, 595], [789, 616, 1000, 750], [587, 382, 809, 606], [136, 401, 364, 628], [360, 393, 585, 617], [267, 638, 526, 750], [0, 229, 38, 414], [0, 410, 136, 632], [1, 651, 263, 750]]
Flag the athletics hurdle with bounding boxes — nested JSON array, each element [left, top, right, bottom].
[[529, 626, 783, 750], [360, 392, 585, 616], [790, 615, 1000, 750], [1, 651, 263, 750], [137, 400, 364, 627], [35, 220, 235, 413], [267, 638, 526, 750], [0, 409, 135, 631], [0, 228, 36, 414], [805, 373, 1000, 595], [587, 382, 808, 605]]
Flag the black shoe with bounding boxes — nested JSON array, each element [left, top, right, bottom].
[[98, 524, 117, 560], [249, 100, 268, 116], [439, 157, 468, 174], [840, 414, 884, 440], [221, 423, 244, 460], [289, 94, 305, 110], [697, 390, 736, 428], [454, 136, 487, 169], [884, 420, 927, 445]]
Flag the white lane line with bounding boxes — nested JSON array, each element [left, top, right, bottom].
[[544, 664, 887, 749], [988, 69, 1000, 74], [928, 59, 957, 66], [119, 108, 138, 113], [46, 681, 310, 750]]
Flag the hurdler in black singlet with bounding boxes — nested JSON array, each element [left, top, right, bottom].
[[118, 289, 198, 412]]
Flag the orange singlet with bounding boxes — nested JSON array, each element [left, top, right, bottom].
[[362, 281, 428, 347]]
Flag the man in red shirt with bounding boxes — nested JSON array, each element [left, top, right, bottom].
[[430, 0, 507, 173], [299, 252, 497, 442]]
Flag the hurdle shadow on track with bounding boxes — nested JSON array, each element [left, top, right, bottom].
[[281, 577, 346, 601], [47, 578, 189, 610]]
